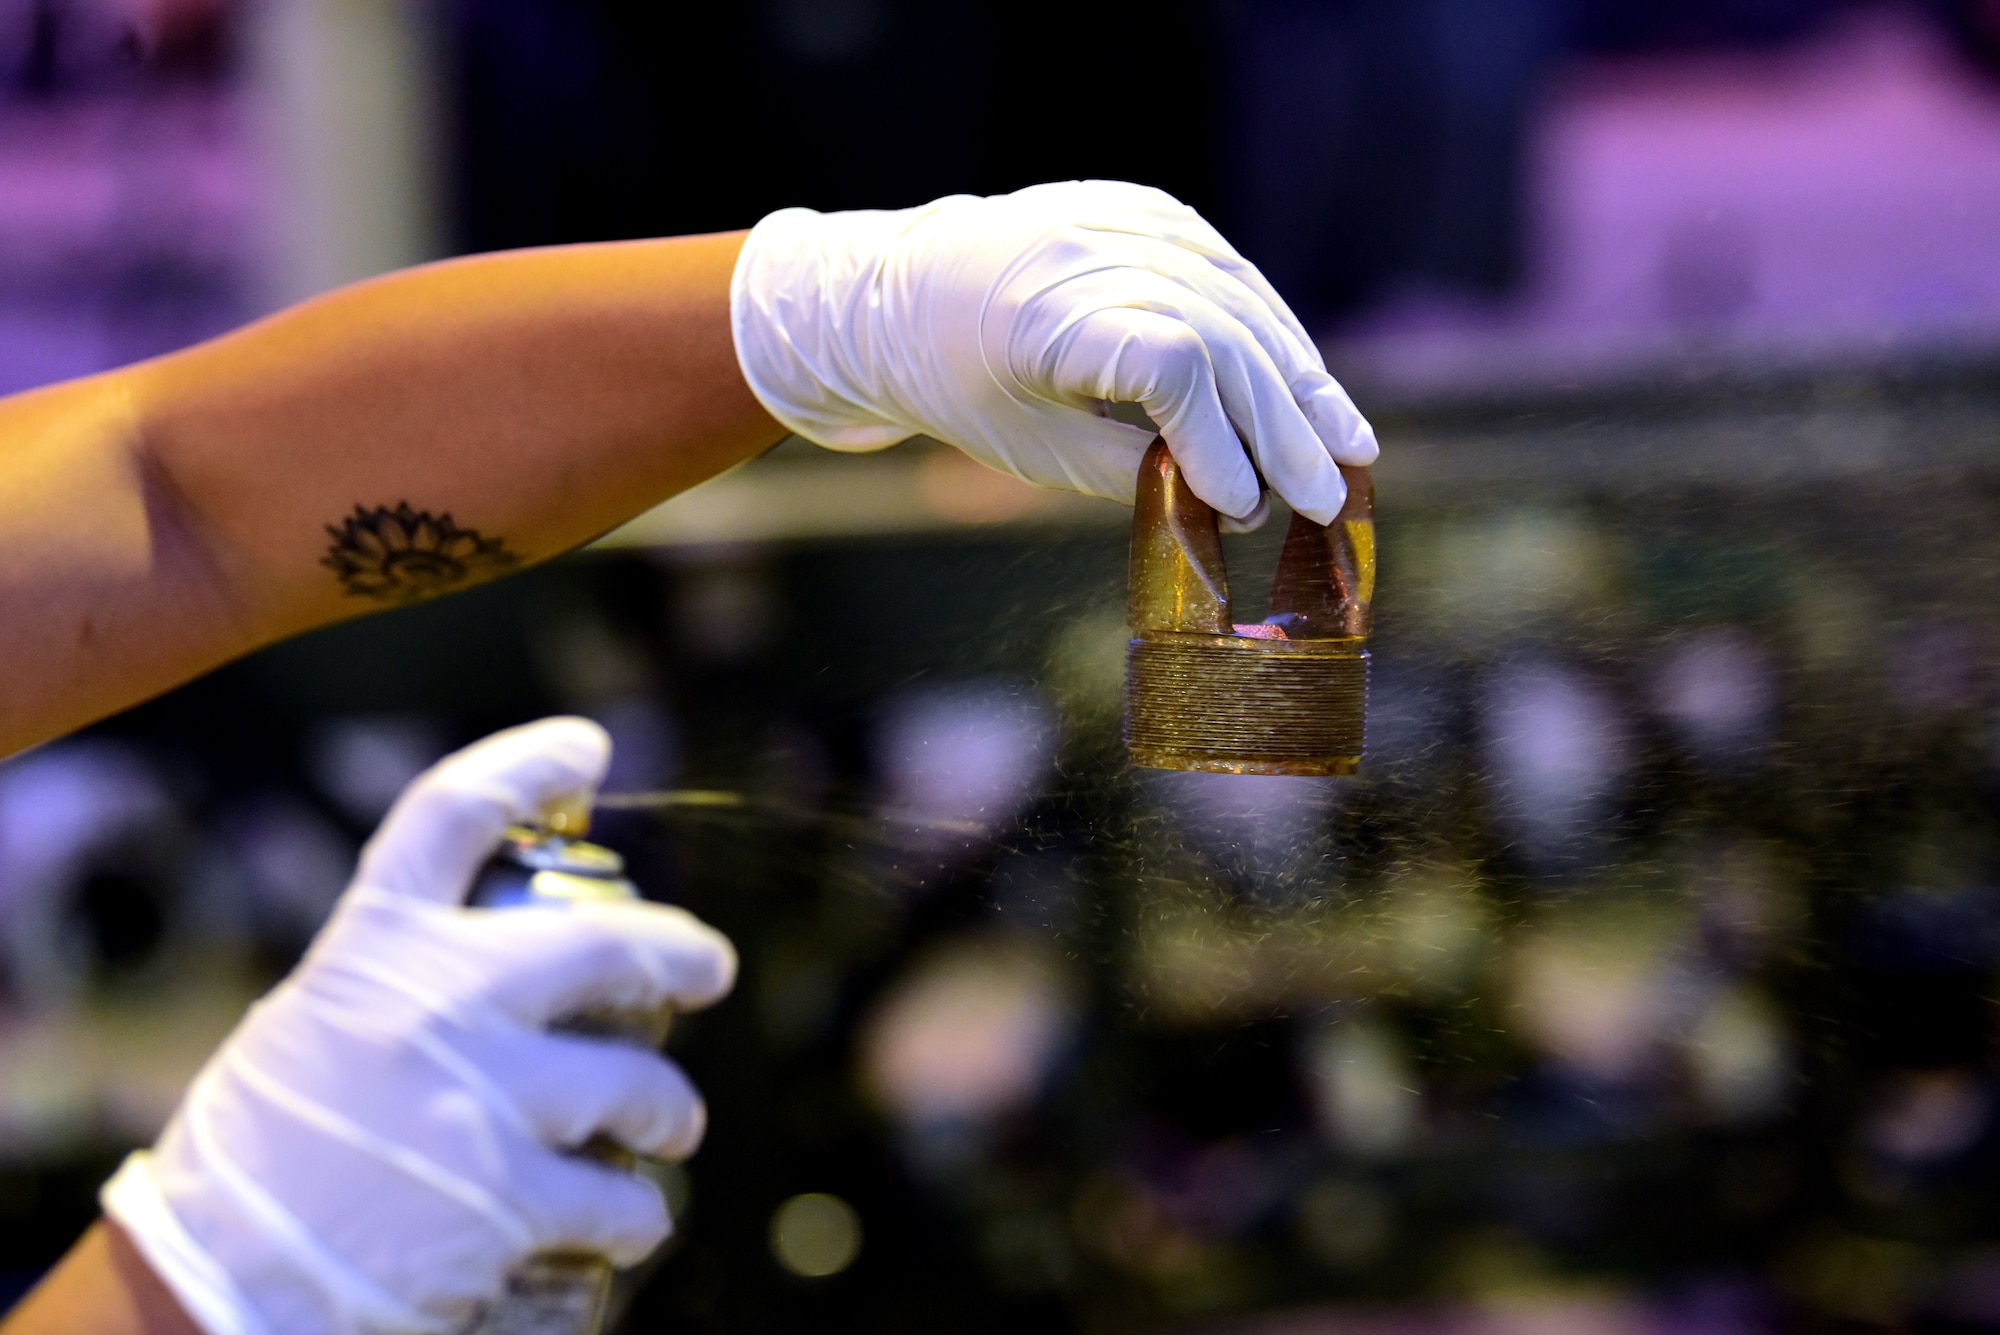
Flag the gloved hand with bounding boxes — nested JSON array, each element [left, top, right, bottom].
[[730, 179, 1377, 529], [101, 718, 737, 1335]]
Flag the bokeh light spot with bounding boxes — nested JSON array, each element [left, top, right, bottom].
[[770, 1192, 863, 1278]]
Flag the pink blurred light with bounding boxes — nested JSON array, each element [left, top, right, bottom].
[[860, 938, 1075, 1125], [1651, 629, 1777, 763], [1480, 661, 1631, 853]]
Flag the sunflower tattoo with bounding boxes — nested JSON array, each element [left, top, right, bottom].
[[321, 503, 519, 603]]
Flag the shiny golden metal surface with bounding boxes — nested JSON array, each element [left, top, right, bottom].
[[1124, 438, 1373, 774], [1127, 443, 1232, 635]]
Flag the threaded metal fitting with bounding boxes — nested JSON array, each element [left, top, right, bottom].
[[1125, 631, 1367, 775]]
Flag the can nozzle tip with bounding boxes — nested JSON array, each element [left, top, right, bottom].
[[539, 795, 592, 838]]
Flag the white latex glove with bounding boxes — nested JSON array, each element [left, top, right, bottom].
[[101, 718, 737, 1335], [731, 178, 1378, 529]]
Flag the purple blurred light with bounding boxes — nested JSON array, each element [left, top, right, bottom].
[[1480, 661, 1631, 857], [1651, 629, 1777, 764], [875, 680, 1054, 853], [1330, 11, 2000, 395]]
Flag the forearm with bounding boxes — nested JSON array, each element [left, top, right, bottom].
[[1, 1222, 200, 1335], [0, 229, 781, 756]]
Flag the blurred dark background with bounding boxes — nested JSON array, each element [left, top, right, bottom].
[[445, 0, 2000, 319], [3, 2, 2000, 1333]]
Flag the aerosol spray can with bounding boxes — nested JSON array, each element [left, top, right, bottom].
[[460, 803, 669, 1335]]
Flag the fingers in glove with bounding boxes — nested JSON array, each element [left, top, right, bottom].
[[966, 409, 1160, 506], [1298, 370, 1378, 466], [1044, 307, 1261, 521], [355, 717, 611, 904], [517, 1153, 671, 1267], [1041, 287, 1347, 524], [1102, 233, 1322, 378], [1022, 180, 1321, 359], [502, 1034, 708, 1161], [476, 899, 738, 1027], [1106, 237, 1377, 468], [1217, 494, 1273, 535], [1194, 307, 1351, 525], [1005, 183, 1374, 476]]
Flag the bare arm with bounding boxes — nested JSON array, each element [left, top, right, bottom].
[[0, 229, 780, 756], [1, 1223, 200, 1335]]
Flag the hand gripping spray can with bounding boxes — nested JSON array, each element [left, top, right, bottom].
[[460, 798, 669, 1335]]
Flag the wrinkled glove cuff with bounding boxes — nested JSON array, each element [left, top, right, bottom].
[[102, 1153, 273, 1335], [730, 204, 927, 452]]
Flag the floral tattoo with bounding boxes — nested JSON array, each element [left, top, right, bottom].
[[321, 503, 519, 603]]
